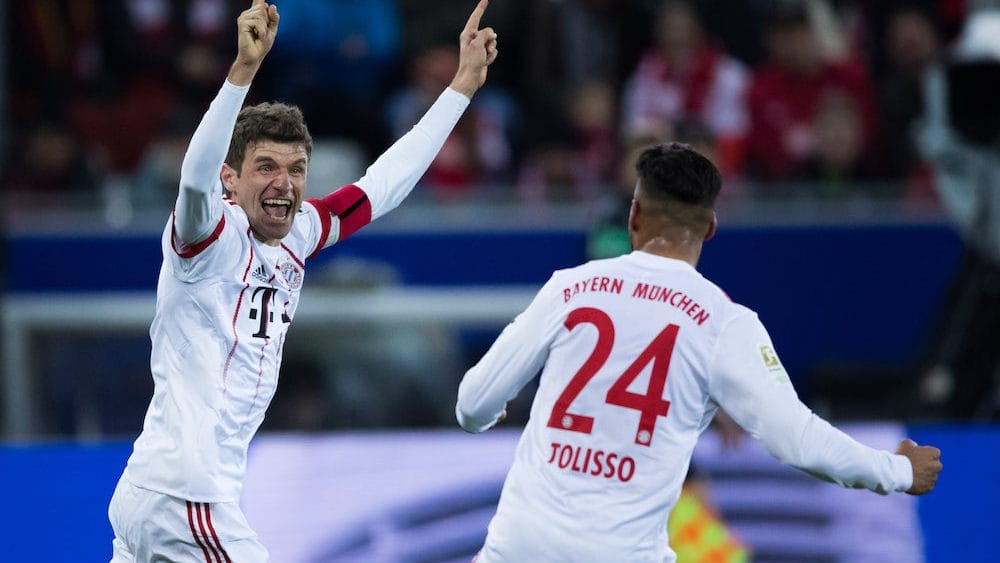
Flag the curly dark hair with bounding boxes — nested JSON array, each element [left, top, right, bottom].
[[225, 102, 313, 173]]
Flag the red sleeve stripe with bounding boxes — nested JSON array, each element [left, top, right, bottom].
[[171, 212, 226, 259], [304, 185, 371, 259], [304, 198, 334, 260], [323, 185, 371, 240]]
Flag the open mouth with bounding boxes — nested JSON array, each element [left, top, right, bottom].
[[262, 198, 293, 220]]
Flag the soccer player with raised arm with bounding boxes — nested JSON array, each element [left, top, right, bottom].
[[108, 1, 498, 560], [456, 143, 943, 562]]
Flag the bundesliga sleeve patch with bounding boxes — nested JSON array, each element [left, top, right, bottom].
[[758, 345, 783, 372]]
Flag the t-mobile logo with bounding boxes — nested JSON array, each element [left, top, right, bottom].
[[248, 287, 291, 338]]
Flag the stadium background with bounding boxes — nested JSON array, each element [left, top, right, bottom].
[[1, 0, 998, 561]]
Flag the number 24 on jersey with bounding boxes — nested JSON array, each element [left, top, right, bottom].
[[547, 307, 679, 447]]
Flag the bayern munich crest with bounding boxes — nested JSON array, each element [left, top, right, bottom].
[[277, 261, 303, 290]]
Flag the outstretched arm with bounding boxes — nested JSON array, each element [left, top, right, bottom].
[[457, 275, 561, 433], [174, 1, 278, 246], [709, 312, 941, 495], [309, 0, 500, 247]]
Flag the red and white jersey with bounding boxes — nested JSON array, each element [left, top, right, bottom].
[[457, 251, 912, 562], [124, 81, 469, 502]]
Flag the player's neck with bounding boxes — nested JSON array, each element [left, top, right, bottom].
[[634, 236, 702, 268]]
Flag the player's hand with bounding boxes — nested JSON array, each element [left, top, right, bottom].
[[449, 0, 499, 98], [895, 439, 942, 495], [230, 0, 280, 85]]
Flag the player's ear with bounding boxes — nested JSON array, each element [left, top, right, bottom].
[[704, 211, 717, 241], [628, 199, 640, 234], [221, 163, 240, 196]]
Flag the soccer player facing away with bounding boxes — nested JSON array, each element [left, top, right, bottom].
[[108, 1, 498, 560], [456, 143, 943, 562]]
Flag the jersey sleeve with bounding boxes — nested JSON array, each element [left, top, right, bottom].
[[304, 184, 372, 258], [456, 274, 566, 433], [707, 311, 913, 495], [307, 88, 470, 254], [174, 80, 250, 248]]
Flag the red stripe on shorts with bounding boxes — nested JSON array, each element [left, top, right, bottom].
[[187, 501, 213, 563], [204, 504, 233, 563], [196, 503, 224, 563]]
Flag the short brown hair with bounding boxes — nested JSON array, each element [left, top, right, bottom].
[[225, 102, 313, 172]]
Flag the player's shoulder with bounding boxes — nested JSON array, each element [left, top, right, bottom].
[[221, 197, 249, 226], [549, 255, 626, 282], [683, 268, 762, 328]]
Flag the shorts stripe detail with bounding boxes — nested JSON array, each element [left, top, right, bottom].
[[204, 504, 233, 563], [187, 501, 213, 563], [195, 503, 224, 563]]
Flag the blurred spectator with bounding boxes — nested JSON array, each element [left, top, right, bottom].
[[523, 0, 649, 106], [112, 0, 234, 100], [695, 0, 771, 67], [133, 108, 201, 210], [621, 0, 749, 178], [877, 6, 943, 194], [800, 90, 881, 197], [9, 0, 113, 109], [5, 119, 106, 201], [8, 0, 236, 182], [386, 42, 519, 199], [746, 1, 879, 182], [517, 81, 615, 203], [259, 0, 401, 156]]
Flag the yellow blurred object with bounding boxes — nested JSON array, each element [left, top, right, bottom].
[[668, 484, 749, 563]]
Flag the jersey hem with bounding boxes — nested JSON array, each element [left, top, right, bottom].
[[122, 471, 241, 504]]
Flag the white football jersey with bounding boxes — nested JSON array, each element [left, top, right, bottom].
[[458, 251, 912, 562], [122, 80, 470, 503], [124, 197, 325, 502]]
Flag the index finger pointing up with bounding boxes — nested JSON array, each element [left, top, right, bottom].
[[251, 0, 266, 7], [464, 0, 489, 32]]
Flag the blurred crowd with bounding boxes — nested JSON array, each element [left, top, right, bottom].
[[7, 0, 1000, 435], [4, 0, 970, 211]]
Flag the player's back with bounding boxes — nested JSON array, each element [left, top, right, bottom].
[[478, 251, 743, 563]]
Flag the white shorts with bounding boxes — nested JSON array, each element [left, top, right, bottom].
[[108, 475, 269, 562]]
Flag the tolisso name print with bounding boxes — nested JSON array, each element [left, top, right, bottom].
[[548, 441, 637, 483]]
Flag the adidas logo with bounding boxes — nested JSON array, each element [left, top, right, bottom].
[[250, 264, 270, 284]]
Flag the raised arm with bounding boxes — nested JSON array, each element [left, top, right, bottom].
[[709, 312, 941, 495], [309, 1, 499, 246], [174, 1, 278, 245], [449, 0, 499, 98]]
